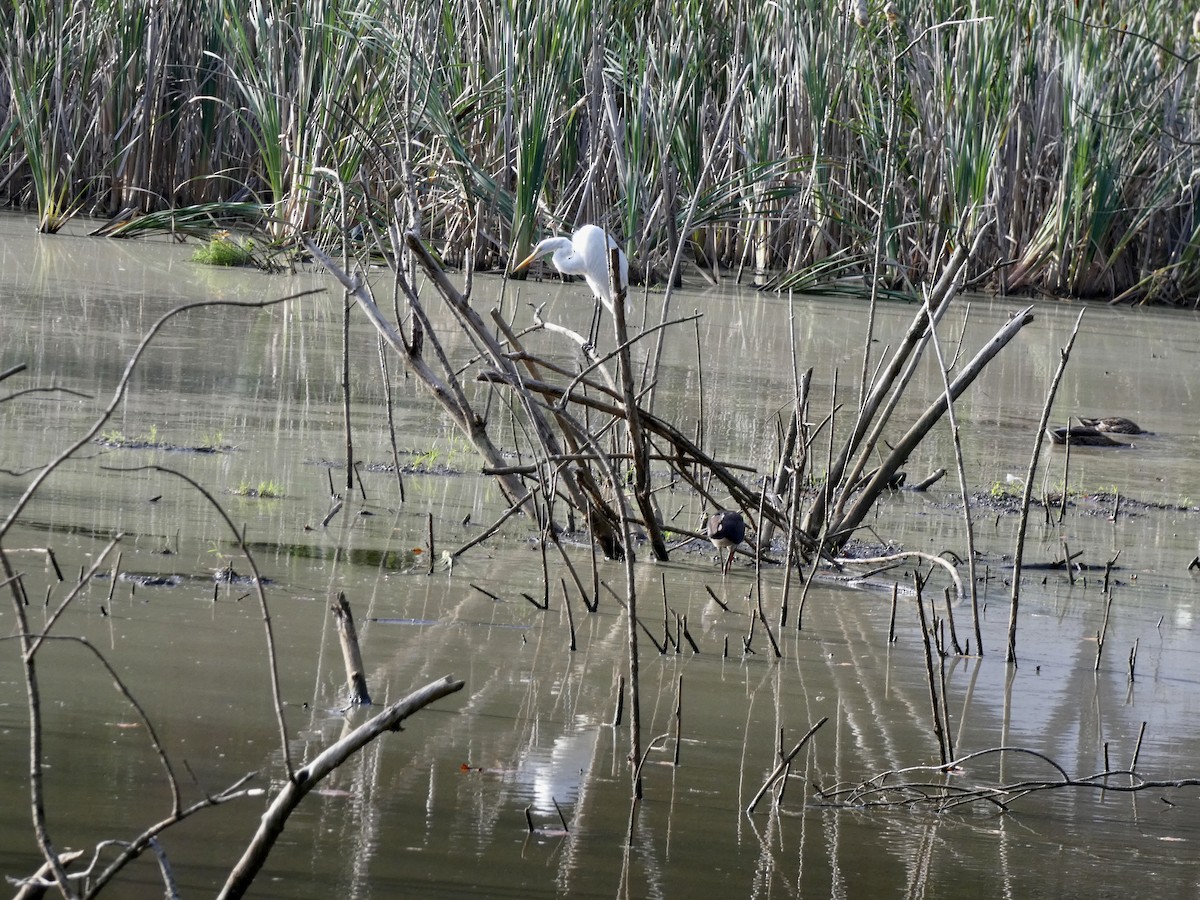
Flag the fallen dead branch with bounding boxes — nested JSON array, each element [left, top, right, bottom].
[[309, 221, 1022, 583], [815, 744, 1200, 814], [217, 676, 464, 900], [747, 717, 828, 814], [834, 550, 964, 601]]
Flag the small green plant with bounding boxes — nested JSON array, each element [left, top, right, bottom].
[[96, 426, 165, 448], [989, 480, 1021, 500], [234, 480, 283, 499], [198, 430, 226, 450], [410, 448, 441, 470], [445, 435, 473, 466], [192, 231, 256, 267]]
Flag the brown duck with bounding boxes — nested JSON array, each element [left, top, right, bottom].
[[1046, 426, 1126, 447], [1076, 416, 1146, 435]]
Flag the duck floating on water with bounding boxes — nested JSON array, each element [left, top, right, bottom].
[[1046, 426, 1127, 447], [1076, 416, 1146, 435]]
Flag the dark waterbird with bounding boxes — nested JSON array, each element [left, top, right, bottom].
[[1076, 416, 1146, 435], [706, 511, 745, 576], [1046, 426, 1126, 447], [1047, 414, 1148, 447]]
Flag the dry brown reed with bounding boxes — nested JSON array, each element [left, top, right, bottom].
[[2, 2, 1199, 304]]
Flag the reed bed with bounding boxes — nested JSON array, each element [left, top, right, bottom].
[[2, 0, 1199, 302]]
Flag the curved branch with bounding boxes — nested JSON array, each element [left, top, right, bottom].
[[118, 465, 294, 782], [0, 291, 324, 543], [0, 386, 94, 404], [217, 675, 464, 900], [2, 634, 183, 814], [79, 774, 261, 899], [834, 551, 964, 600]]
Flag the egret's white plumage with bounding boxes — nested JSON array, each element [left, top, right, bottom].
[[513, 224, 629, 315]]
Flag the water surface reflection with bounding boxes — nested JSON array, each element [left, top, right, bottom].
[[2, 216, 1200, 897]]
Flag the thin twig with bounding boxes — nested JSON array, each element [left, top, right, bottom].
[[1008, 310, 1085, 664], [746, 717, 828, 814]]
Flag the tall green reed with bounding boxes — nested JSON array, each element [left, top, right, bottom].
[[1, 0, 1199, 303], [3, 0, 108, 231]]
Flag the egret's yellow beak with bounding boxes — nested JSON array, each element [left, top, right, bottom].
[[511, 251, 539, 275]]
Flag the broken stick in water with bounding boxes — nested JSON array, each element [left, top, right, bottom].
[[331, 592, 371, 705]]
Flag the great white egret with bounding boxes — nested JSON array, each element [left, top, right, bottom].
[[512, 224, 630, 347], [706, 511, 746, 576]]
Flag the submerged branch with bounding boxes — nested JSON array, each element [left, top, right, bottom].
[[746, 717, 828, 814], [834, 551, 964, 601], [817, 744, 1200, 814]]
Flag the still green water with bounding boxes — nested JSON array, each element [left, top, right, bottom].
[[2, 216, 1200, 898]]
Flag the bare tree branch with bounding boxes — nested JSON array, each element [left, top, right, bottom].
[[111, 465, 295, 781], [0, 292, 324, 544], [217, 675, 464, 900]]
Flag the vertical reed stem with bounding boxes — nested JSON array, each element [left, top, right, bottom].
[[1008, 310, 1085, 664], [662, 574, 673, 651], [376, 335, 406, 504], [1059, 434, 1071, 523], [563, 579, 576, 652], [611, 673, 625, 727], [942, 587, 963, 654], [673, 675, 683, 766], [1103, 550, 1120, 595], [1131, 721, 1147, 775], [334, 175, 354, 492], [919, 284, 981, 655], [427, 512, 435, 576], [1096, 591, 1114, 672], [938, 633, 954, 761], [915, 575, 948, 764]]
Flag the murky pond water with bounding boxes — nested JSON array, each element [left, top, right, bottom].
[[3, 214, 1200, 898]]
